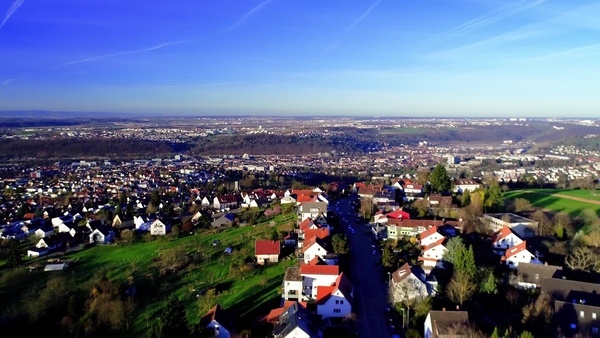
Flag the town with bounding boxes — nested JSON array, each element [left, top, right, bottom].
[[0, 117, 600, 338]]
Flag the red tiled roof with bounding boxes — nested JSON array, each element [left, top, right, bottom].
[[502, 241, 529, 260], [300, 264, 339, 275], [307, 256, 327, 265], [491, 225, 517, 244], [304, 228, 330, 241], [262, 301, 297, 323], [420, 226, 439, 240], [255, 240, 281, 255], [302, 236, 328, 253], [387, 210, 411, 220], [299, 218, 316, 231], [316, 272, 353, 305], [423, 237, 447, 251]]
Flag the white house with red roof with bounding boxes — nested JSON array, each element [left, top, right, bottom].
[[300, 264, 340, 299], [419, 226, 445, 247], [316, 272, 353, 319], [373, 211, 388, 225], [491, 225, 523, 255], [501, 241, 542, 268], [302, 236, 330, 264], [419, 237, 448, 268], [255, 240, 281, 265], [404, 183, 424, 194]]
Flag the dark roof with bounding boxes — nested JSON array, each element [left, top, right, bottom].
[[541, 277, 600, 306], [224, 213, 235, 222], [273, 303, 321, 338], [517, 263, 562, 286]]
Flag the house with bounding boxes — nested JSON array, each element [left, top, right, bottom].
[[150, 219, 169, 235], [283, 267, 303, 301], [419, 237, 448, 268], [273, 302, 322, 338], [213, 195, 239, 210], [35, 235, 63, 251], [316, 272, 353, 319], [390, 263, 429, 303], [453, 179, 482, 193], [200, 305, 233, 338], [302, 236, 330, 264], [501, 241, 543, 268], [255, 240, 280, 265], [424, 310, 470, 338], [420, 226, 446, 247], [483, 213, 537, 239], [211, 213, 235, 228], [34, 223, 54, 238], [280, 195, 297, 205], [516, 263, 562, 289], [541, 277, 600, 337], [491, 225, 524, 255], [284, 232, 298, 247], [298, 202, 328, 222], [89, 226, 115, 244], [263, 301, 303, 324], [200, 196, 211, 207], [27, 247, 49, 257], [386, 209, 410, 220], [300, 264, 340, 299], [404, 183, 424, 194]]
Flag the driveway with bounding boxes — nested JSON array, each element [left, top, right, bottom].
[[335, 196, 394, 338]]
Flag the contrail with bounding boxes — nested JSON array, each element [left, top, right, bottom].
[[230, 0, 274, 30], [0, 0, 25, 29], [347, 0, 381, 30], [53, 41, 190, 68], [414, 0, 545, 50]]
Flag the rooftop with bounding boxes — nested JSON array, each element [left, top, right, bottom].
[[284, 267, 302, 281]]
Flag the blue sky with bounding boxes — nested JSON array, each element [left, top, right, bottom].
[[1, 0, 599, 117]]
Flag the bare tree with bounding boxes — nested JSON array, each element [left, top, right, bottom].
[[446, 271, 476, 306], [514, 198, 533, 212], [565, 246, 600, 273]]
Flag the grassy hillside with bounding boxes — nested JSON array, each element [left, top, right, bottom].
[[0, 210, 296, 337], [504, 190, 600, 217]]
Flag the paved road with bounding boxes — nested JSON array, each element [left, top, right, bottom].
[[334, 196, 394, 338]]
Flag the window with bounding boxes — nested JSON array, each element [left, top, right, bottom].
[[593, 313, 597, 320], [535, 274, 539, 280], [593, 328, 599, 334], [333, 309, 341, 313], [571, 324, 577, 330], [581, 311, 585, 318], [340, 300, 344, 304], [335, 300, 339, 304]]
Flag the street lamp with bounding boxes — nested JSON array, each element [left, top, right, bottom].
[[400, 308, 406, 329], [387, 272, 392, 285]]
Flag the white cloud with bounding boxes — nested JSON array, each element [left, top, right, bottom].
[[229, 0, 274, 30]]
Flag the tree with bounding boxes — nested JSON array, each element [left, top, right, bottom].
[[381, 246, 397, 269], [6, 239, 22, 268], [491, 328, 501, 338], [531, 210, 552, 236], [146, 203, 157, 215], [162, 295, 189, 337], [565, 246, 600, 272], [479, 271, 498, 294], [332, 234, 349, 255], [413, 199, 429, 218], [519, 332, 534, 338], [442, 237, 465, 268], [514, 198, 533, 212], [522, 293, 553, 333], [461, 189, 471, 207], [484, 185, 504, 212], [580, 209, 598, 227], [446, 271, 476, 306], [553, 212, 570, 239], [430, 164, 451, 193]]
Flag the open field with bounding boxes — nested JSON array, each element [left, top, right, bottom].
[[517, 188, 600, 202], [0, 211, 296, 336], [504, 190, 600, 217]]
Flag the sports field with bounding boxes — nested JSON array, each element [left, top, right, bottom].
[[504, 189, 600, 217]]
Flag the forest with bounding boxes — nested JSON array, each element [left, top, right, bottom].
[[0, 139, 184, 158]]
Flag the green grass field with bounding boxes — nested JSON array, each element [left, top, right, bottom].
[[0, 211, 296, 336], [504, 190, 600, 217]]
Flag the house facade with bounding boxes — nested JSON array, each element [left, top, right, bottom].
[[316, 273, 353, 319], [501, 241, 542, 268], [255, 240, 280, 265], [390, 263, 429, 303], [300, 264, 339, 299]]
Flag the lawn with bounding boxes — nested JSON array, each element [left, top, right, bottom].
[[511, 188, 600, 202], [1, 210, 296, 337], [504, 191, 600, 217]]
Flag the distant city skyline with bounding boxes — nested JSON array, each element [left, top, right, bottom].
[[1, 0, 599, 117]]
